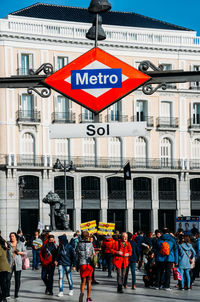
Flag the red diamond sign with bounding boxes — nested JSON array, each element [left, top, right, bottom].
[[44, 47, 151, 113]]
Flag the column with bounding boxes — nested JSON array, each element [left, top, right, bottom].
[[151, 176, 159, 231], [74, 173, 82, 231], [100, 175, 108, 222], [177, 173, 190, 216], [126, 179, 133, 232]]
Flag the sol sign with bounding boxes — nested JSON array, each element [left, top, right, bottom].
[[45, 47, 151, 113]]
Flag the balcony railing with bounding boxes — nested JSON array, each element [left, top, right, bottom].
[[156, 117, 179, 128], [81, 190, 100, 200], [188, 118, 200, 129], [130, 158, 182, 169], [189, 160, 200, 169], [191, 191, 200, 200], [134, 191, 152, 200], [159, 191, 176, 200], [52, 112, 76, 123], [16, 155, 46, 167], [105, 114, 128, 122], [16, 110, 41, 123], [190, 82, 200, 90], [131, 116, 154, 127], [79, 114, 102, 123]]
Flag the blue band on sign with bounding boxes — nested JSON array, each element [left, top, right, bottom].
[[71, 68, 122, 90]]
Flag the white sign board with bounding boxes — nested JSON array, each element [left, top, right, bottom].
[[49, 122, 146, 139]]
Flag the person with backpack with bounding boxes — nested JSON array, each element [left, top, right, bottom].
[[154, 228, 178, 290], [102, 234, 115, 278], [55, 234, 76, 297], [40, 234, 57, 296], [111, 232, 132, 293]]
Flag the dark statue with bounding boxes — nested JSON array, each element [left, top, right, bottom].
[[42, 191, 69, 230]]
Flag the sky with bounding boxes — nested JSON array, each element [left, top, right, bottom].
[[0, 0, 200, 34]]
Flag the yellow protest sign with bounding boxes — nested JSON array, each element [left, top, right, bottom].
[[97, 222, 115, 235], [80, 220, 97, 234]]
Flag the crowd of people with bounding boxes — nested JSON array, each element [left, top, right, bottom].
[[0, 226, 200, 302]]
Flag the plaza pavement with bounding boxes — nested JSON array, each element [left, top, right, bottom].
[[9, 265, 200, 302]]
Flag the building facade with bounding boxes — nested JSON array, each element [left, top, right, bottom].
[[0, 3, 200, 239]]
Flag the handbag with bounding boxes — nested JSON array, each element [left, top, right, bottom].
[[183, 246, 195, 269], [173, 267, 182, 281], [22, 254, 30, 270]]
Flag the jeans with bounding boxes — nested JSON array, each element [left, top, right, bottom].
[[7, 266, 21, 297], [41, 266, 55, 293], [105, 254, 113, 277], [124, 262, 136, 286], [155, 262, 173, 289], [0, 271, 9, 300], [32, 249, 40, 269], [58, 265, 73, 292], [179, 268, 190, 289]]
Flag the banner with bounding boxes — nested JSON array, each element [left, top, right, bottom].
[[97, 222, 115, 235], [80, 220, 97, 234]]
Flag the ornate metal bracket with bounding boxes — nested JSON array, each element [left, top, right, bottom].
[[29, 63, 54, 76], [138, 60, 164, 72], [142, 83, 167, 95], [27, 87, 51, 98]]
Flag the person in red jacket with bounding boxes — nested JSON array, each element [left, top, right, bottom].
[[102, 234, 115, 278], [111, 232, 132, 293], [40, 234, 57, 295]]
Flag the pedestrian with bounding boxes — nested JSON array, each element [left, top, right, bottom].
[[55, 234, 76, 297], [178, 235, 196, 290], [102, 233, 115, 278], [0, 235, 11, 302], [135, 231, 144, 270], [16, 229, 26, 244], [124, 233, 139, 290], [76, 231, 95, 302], [7, 232, 26, 299], [154, 228, 178, 290], [40, 234, 57, 296], [111, 232, 132, 293], [69, 233, 79, 250], [32, 230, 43, 270]]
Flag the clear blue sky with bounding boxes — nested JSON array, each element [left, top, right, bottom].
[[1, 0, 200, 34]]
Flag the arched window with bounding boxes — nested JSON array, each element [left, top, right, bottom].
[[109, 137, 122, 166], [135, 137, 147, 158], [83, 138, 96, 166], [22, 132, 35, 155], [160, 137, 172, 167], [192, 139, 200, 159]]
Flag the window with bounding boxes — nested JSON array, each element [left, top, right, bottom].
[[57, 56, 68, 70], [136, 100, 147, 121], [193, 103, 200, 124], [21, 133, 35, 165], [56, 96, 71, 119], [135, 137, 147, 158], [192, 139, 200, 159], [83, 108, 94, 122], [109, 102, 120, 121], [55, 139, 69, 156], [21, 54, 33, 75], [160, 138, 172, 167], [84, 138, 95, 158], [21, 94, 34, 118], [191, 65, 200, 89], [161, 63, 172, 71]]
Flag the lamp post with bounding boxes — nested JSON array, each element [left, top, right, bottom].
[[53, 159, 75, 215]]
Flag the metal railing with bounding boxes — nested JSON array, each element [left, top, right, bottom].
[[81, 190, 100, 200], [159, 191, 176, 200], [134, 191, 152, 200], [19, 189, 39, 199], [16, 110, 41, 122], [189, 160, 200, 169], [52, 112, 76, 123], [105, 114, 128, 122], [54, 189, 74, 200], [79, 114, 102, 123], [108, 190, 126, 200], [16, 155, 46, 167], [188, 118, 200, 129], [131, 116, 154, 127], [191, 191, 200, 200], [156, 117, 179, 128]]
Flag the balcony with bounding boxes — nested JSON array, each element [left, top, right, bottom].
[[131, 116, 153, 127], [16, 110, 41, 123], [188, 118, 200, 130], [52, 112, 76, 123], [79, 114, 102, 123], [16, 155, 46, 167], [190, 82, 200, 90], [156, 117, 179, 129], [105, 114, 128, 123]]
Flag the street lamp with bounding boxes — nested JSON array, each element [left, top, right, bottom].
[[53, 159, 76, 214]]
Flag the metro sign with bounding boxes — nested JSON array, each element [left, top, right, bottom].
[[44, 47, 151, 113]]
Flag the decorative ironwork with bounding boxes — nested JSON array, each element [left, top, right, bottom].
[[142, 83, 167, 95], [27, 87, 51, 98], [138, 60, 164, 72], [29, 63, 54, 76]]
